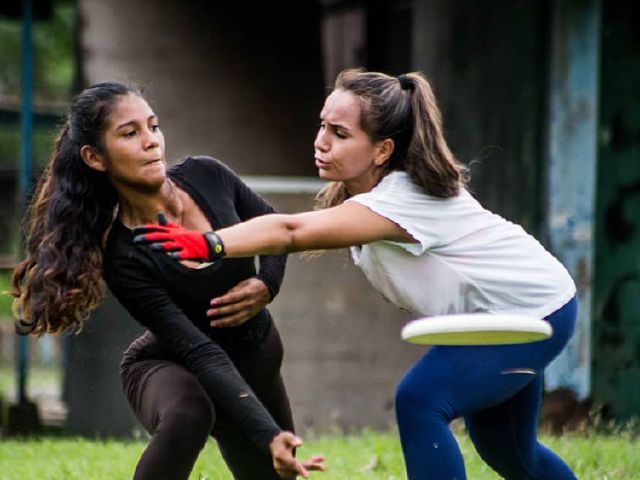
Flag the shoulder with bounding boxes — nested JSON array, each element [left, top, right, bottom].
[[351, 171, 449, 207], [170, 155, 239, 181], [104, 222, 156, 283]]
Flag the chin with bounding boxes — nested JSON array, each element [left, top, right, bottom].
[[138, 167, 165, 185], [120, 173, 166, 194], [148, 174, 167, 190], [317, 169, 340, 182]]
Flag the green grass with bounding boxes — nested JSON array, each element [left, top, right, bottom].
[[0, 429, 638, 479]]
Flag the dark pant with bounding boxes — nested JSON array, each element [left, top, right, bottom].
[[120, 323, 294, 480], [396, 297, 578, 480]]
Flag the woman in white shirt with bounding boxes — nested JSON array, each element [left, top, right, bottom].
[[135, 69, 578, 480]]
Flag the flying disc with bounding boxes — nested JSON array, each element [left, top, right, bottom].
[[401, 313, 552, 346]]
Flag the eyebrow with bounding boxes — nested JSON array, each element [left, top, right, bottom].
[[116, 115, 157, 130], [321, 118, 351, 132]]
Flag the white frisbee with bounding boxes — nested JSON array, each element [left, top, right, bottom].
[[401, 313, 552, 346]]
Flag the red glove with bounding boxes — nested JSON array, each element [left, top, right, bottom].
[[132, 213, 225, 262]]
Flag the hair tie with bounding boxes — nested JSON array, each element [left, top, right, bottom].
[[397, 74, 413, 91]]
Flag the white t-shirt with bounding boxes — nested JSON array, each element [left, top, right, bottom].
[[347, 171, 576, 319]]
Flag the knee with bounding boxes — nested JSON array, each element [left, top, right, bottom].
[[395, 373, 447, 427], [395, 375, 418, 417], [159, 393, 214, 446]]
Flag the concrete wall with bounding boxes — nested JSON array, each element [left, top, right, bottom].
[[66, 0, 423, 437], [264, 193, 421, 433], [80, 0, 324, 176]]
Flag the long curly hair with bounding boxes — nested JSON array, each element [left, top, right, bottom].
[[11, 82, 141, 335], [315, 69, 468, 209]]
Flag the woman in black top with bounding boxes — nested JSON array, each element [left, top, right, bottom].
[[11, 82, 324, 479]]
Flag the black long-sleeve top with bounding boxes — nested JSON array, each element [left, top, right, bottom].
[[103, 156, 287, 451]]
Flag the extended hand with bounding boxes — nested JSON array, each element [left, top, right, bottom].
[[208, 278, 271, 328], [132, 213, 224, 262], [270, 431, 325, 479]]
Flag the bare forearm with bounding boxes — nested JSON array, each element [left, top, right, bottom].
[[215, 202, 412, 258], [216, 214, 299, 257]]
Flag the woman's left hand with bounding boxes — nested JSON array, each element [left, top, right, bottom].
[[208, 277, 270, 327]]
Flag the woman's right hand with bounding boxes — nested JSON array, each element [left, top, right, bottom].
[[269, 431, 325, 478], [132, 213, 224, 262]]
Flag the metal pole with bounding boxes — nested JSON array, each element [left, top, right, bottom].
[[17, 0, 34, 405]]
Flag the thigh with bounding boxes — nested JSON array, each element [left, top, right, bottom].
[[121, 358, 214, 435], [406, 299, 578, 417], [400, 343, 550, 422]]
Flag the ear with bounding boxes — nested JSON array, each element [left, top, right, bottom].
[[373, 138, 394, 167], [80, 145, 107, 172]]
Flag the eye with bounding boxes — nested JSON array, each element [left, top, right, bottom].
[[335, 129, 347, 139], [318, 121, 325, 130], [123, 130, 137, 138], [150, 124, 160, 132]]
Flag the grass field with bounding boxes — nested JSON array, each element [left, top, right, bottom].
[[0, 428, 638, 479]]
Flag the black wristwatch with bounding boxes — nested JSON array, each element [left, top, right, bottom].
[[203, 231, 226, 261]]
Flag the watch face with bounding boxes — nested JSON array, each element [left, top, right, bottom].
[[205, 232, 225, 259]]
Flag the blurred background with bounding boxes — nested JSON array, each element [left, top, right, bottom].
[[0, 0, 638, 439]]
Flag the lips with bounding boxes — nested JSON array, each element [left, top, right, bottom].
[[143, 159, 162, 166], [315, 157, 329, 169]]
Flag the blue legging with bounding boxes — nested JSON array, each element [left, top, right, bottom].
[[396, 297, 578, 480]]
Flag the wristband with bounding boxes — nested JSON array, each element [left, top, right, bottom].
[[203, 231, 226, 261]]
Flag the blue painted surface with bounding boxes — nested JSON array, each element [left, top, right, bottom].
[[17, 0, 33, 405], [544, 0, 601, 399]]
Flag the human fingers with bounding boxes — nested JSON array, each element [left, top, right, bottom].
[[210, 311, 252, 328], [276, 457, 309, 479], [211, 277, 268, 304], [301, 455, 326, 472], [207, 301, 248, 317], [296, 462, 310, 479], [209, 288, 248, 307]]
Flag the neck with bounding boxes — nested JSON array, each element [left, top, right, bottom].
[[344, 168, 386, 196], [117, 180, 183, 227]]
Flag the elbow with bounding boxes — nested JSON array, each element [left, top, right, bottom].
[[276, 217, 303, 254], [279, 220, 297, 254]]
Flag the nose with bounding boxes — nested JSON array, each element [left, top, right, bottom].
[[142, 127, 160, 150], [314, 127, 328, 153]]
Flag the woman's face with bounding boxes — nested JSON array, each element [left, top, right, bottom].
[[91, 93, 166, 192], [314, 89, 390, 194]]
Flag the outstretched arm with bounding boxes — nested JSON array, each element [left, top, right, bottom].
[[218, 201, 414, 257], [134, 202, 415, 261]]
